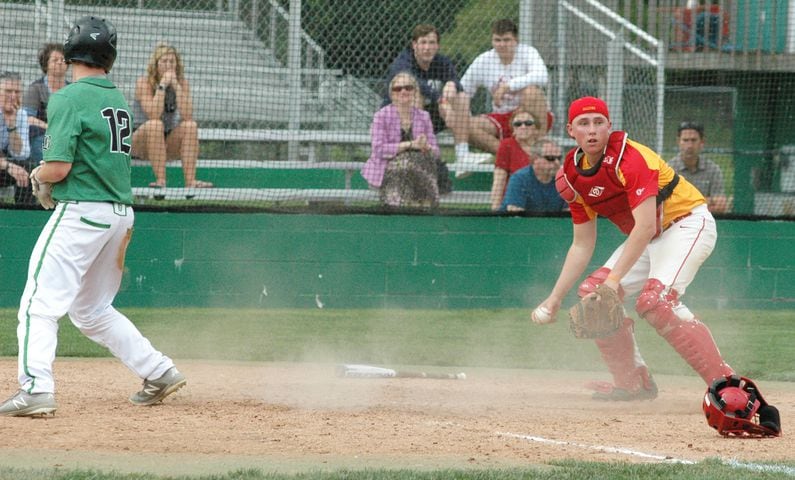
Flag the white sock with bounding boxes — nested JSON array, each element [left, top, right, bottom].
[[455, 143, 469, 161]]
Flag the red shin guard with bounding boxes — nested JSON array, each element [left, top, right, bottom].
[[581, 268, 648, 391], [636, 279, 734, 384], [594, 317, 650, 391]]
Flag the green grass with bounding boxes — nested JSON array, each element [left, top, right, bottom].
[[4, 460, 795, 479], [2, 308, 793, 380], [1, 307, 793, 480]]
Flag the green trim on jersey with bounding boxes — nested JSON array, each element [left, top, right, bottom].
[[43, 76, 134, 205], [21, 204, 69, 393]]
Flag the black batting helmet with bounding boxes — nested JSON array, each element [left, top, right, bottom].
[[63, 16, 117, 72]]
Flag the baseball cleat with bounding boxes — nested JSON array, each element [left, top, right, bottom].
[[129, 366, 186, 406], [0, 390, 57, 417], [592, 376, 659, 402]]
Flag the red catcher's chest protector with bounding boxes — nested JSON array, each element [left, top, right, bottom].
[[562, 131, 644, 235]]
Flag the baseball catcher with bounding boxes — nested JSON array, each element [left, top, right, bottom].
[[530, 97, 780, 432]]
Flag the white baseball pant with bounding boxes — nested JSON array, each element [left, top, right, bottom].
[[17, 201, 174, 394], [604, 204, 716, 316]]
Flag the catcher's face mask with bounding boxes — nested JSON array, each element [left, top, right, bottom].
[[702, 375, 781, 437]]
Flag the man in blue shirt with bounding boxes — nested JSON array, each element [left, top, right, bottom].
[[385, 24, 490, 170], [500, 140, 565, 212], [0, 71, 32, 204]]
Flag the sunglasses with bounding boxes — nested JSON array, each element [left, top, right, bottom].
[[512, 120, 535, 128], [392, 85, 415, 92], [543, 155, 562, 162]]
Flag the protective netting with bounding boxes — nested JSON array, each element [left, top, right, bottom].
[[0, 0, 793, 219]]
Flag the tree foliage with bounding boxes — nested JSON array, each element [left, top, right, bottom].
[[442, 0, 519, 68], [301, 0, 468, 79]]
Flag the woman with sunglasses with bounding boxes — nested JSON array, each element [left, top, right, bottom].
[[362, 72, 442, 207], [489, 110, 549, 210]]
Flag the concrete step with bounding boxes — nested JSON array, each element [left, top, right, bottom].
[[129, 161, 492, 191]]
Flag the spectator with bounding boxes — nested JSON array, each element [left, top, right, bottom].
[[385, 24, 490, 171], [0, 154, 30, 201], [23, 43, 68, 164], [363, 72, 442, 207], [489, 110, 545, 210], [668, 121, 729, 213], [131, 43, 212, 190], [500, 140, 565, 213], [0, 71, 31, 204], [461, 19, 552, 158]]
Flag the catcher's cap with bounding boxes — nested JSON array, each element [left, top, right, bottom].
[[568, 96, 610, 124], [702, 375, 781, 437], [64, 16, 117, 72]]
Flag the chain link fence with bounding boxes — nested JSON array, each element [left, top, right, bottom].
[[1, 0, 793, 218]]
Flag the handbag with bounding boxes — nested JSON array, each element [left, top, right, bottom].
[[435, 158, 453, 195]]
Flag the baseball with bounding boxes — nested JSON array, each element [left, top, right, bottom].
[[532, 306, 553, 324]]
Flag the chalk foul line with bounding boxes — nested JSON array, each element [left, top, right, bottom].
[[496, 431, 694, 464], [497, 431, 795, 476]]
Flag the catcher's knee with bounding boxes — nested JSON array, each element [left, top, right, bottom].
[[635, 279, 690, 332], [578, 267, 625, 300]]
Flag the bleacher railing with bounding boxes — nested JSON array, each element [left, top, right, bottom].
[[1, 0, 794, 219]]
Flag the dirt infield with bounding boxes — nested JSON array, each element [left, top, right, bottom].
[[0, 358, 793, 476]]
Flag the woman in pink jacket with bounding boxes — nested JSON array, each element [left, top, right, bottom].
[[361, 72, 443, 207]]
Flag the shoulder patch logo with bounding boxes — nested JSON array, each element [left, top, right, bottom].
[[43, 134, 51, 151], [603, 155, 615, 165], [90, 32, 100, 40], [636, 188, 645, 196], [588, 186, 605, 197]]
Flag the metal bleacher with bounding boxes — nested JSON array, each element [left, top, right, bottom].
[[0, 2, 377, 129], [0, 3, 492, 208]]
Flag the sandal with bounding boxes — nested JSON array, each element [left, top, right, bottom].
[[149, 182, 166, 200], [186, 180, 213, 188]]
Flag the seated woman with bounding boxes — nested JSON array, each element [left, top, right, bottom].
[[489, 110, 544, 211], [23, 43, 68, 165], [362, 71, 442, 208], [500, 138, 565, 213], [131, 43, 212, 190]]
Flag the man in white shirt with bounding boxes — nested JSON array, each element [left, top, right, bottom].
[[668, 121, 729, 213], [461, 19, 551, 156]]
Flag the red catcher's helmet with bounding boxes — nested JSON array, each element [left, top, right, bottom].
[[703, 375, 781, 437]]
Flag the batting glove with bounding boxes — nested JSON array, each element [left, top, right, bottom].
[[30, 165, 55, 210]]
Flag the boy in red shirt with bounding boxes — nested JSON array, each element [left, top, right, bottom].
[[531, 97, 776, 426]]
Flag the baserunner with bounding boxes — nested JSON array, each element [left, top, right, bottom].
[[0, 15, 185, 417]]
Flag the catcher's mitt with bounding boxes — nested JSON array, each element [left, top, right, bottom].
[[568, 283, 623, 339]]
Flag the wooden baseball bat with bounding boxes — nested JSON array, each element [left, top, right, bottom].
[[336, 364, 466, 380]]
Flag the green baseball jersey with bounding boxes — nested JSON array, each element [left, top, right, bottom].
[[43, 76, 134, 205]]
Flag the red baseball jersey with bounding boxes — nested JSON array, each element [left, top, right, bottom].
[[561, 131, 705, 234]]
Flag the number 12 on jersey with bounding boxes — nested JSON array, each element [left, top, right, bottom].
[[101, 107, 132, 155]]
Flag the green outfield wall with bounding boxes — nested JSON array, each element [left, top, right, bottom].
[[1, 210, 793, 310]]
